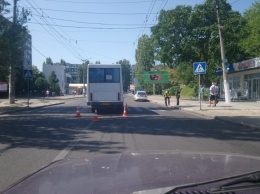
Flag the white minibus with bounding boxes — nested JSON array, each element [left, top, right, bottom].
[[87, 64, 124, 112]]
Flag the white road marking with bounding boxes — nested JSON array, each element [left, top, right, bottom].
[[52, 122, 93, 162]]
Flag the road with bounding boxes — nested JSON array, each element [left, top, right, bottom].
[[0, 95, 260, 191]]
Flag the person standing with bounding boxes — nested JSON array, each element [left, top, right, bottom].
[[176, 89, 181, 105], [164, 90, 171, 106], [46, 90, 49, 98], [208, 82, 218, 107]]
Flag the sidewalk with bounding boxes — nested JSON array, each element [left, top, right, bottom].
[[148, 95, 260, 130], [0, 95, 83, 114]]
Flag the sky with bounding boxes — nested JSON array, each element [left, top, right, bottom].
[[6, 0, 258, 71]]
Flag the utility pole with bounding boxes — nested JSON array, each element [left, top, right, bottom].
[[82, 63, 85, 96], [9, 0, 18, 104], [81, 59, 89, 96], [216, 0, 231, 103]]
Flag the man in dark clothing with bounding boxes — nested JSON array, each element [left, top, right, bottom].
[[176, 89, 181, 105]]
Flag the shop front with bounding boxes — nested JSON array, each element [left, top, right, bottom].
[[219, 57, 260, 101]]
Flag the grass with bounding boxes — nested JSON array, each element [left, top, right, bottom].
[[180, 85, 209, 100]]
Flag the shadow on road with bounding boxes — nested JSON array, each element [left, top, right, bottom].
[[0, 109, 259, 154]]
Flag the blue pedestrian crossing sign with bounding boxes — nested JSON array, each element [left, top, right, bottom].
[[193, 62, 206, 75], [24, 70, 33, 78]]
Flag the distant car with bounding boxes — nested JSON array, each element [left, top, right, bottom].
[[134, 90, 148, 101]]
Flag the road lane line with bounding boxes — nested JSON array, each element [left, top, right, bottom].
[[52, 122, 93, 162]]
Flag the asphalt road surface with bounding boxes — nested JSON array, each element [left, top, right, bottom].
[[0, 95, 260, 191]]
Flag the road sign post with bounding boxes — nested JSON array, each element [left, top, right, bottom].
[[193, 62, 206, 110], [23, 69, 33, 107]]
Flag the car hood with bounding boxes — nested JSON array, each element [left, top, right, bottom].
[[1, 151, 260, 194]]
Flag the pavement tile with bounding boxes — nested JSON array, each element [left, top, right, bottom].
[[147, 95, 260, 131]]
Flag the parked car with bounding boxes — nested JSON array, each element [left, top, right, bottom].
[[134, 90, 148, 101]]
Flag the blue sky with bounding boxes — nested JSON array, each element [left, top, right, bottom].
[[8, 0, 258, 70]]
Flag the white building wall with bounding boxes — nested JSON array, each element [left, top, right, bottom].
[[43, 64, 66, 93]]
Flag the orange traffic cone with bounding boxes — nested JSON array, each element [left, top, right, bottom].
[[122, 106, 128, 117], [76, 106, 81, 117], [93, 109, 99, 122]]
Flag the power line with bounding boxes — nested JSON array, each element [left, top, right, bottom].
[[23, 1, 128, 63], [31, 14, 154, 26], [28, 1, 87, 61], [27, 21, 153, 29], [20, 6, 158, 15], [134, 0, 160, 56], [42, 0, 164, 4], [23, 0, 84, 61], [230, 0, 240, 4], [32, 45, 47, 59]]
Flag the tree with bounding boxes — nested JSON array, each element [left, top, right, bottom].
[[0, 0, 10, 15], [78, 60, 89, 83], [35, 77, 48, 95], [151, 6, 193, 67], [240, 1, 260, 58], [151, 0, 248, 88], [43, 57, 53, 66], [117, 59, 131, 92], [60, 59, 66, 66], [32, 65, 48, 95], [0, 2, 30, 101], [48, 71, 60, 95], [135, 35, 154, 90]]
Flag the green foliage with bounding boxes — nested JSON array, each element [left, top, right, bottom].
[[43, 57, 53, 66], [178, 86, 195, 99], [149, 0, 249, 88], [135, 35, 155, 89], [239, 1, 260, 58], [48, 71, 59, 85], [48, 71, 60, 95], [117, 59, 131, 92], [60, 59, 66, 66], [35, 77, 48, 93], [151, 6, 193, 67], [33, 65, 48, 93], [0, 0, 10, 15], [77, 60, 88, 83]]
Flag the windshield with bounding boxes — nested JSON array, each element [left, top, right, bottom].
[[0, 0, 260, 194], [89, 68, 120, 83]]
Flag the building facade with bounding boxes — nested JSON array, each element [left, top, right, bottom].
[[43, 63, 68, 94], [65, 63, 79, 84], [43, 63, 82, 94], [219, 57, 260, 101]]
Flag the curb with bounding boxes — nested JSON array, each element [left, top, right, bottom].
[[214, 116, 260, 131], [179, 107, 260, 131], [0, 95, 82, 115], [0, 101, 65, 115]]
